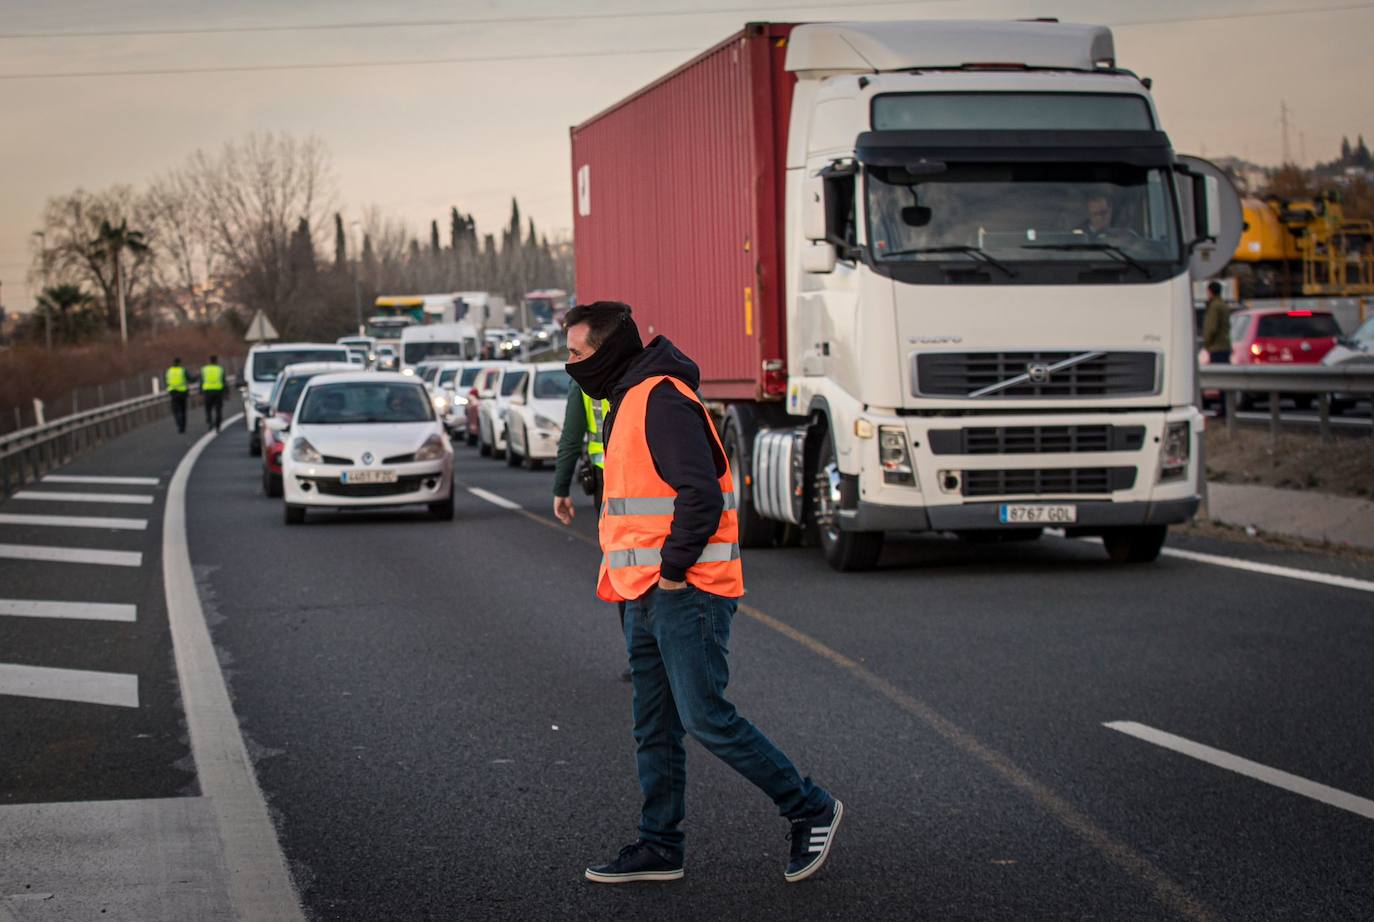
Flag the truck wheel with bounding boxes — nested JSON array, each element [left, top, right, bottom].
[[1101, 525, 1167, 564], [813, 429, 883, 572], [723, 421, 775, 548], [283, 503, 305, 525]]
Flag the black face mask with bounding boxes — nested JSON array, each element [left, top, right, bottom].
[[565, 318, 643, 401]]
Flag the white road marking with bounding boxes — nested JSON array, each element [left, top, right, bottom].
[[14, 490, 155, 505], [468, 486, 521, 510], [162, 413, 305, 922], [0, 512, 148, 531], [0, 663, 138, 708], [43, 474, 160, 486], [1045, 529, 1374, 596], [1106, 721, 1374, 821], [0, 543, 142, 567], [0, 599, 136, 622]]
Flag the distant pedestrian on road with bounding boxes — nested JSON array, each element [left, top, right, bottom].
[[564, 301, 842, 886], [201, 354, 226, 432], [165, 356, 189, 434], [1202, 281, 1232, 365]]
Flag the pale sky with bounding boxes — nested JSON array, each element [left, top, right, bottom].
[[2, 0, 1372, 312]]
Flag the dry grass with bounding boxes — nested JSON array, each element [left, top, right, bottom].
[[1204, 423, 1374, 500]]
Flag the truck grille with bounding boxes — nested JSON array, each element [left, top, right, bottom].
[[961, 466, 1136, 497], [915, 352, 1158, 398], [311, 475, 427, 498], [928, 425, 1146, 455]]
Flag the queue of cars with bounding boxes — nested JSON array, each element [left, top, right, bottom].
[[239, 342, 569, 525]]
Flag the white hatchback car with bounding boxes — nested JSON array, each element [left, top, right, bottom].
[[274, 372, 454, 524], [505, 363, 571, 470], [476, 365, 528, 460]]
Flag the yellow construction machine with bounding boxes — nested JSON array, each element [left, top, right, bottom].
[[1229, 192, 1374, 298]]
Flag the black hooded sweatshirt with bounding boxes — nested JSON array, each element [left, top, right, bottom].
[[603, 336, 727, 585]]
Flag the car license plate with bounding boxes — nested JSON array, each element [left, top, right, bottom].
[[341, 469, 397, 484], [999, 504, 1076, 524]]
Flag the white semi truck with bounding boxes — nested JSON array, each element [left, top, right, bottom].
[[571, 20, 1241, 571]]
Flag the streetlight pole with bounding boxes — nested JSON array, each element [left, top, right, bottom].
[[349, 220, 363, 335], [31, 231, 51, 350]]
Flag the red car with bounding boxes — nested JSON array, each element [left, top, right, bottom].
[[259, 361, 355, 496], [1224, 307, 1342, 409]]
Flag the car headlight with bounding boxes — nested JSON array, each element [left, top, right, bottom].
[[533, 413, 558, 430], [291, 437, 323, 463], [432, 393, 449, 413], [452, 394, 469, 407], [414, 433, 448, 461]]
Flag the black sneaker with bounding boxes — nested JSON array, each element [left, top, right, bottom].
[[785, 799, 844, 882], [585, 840, 684, 884]]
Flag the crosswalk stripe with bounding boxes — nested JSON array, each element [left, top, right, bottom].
[[0, 512, 148, 531], [14, 490, 154, 505], [0, 663, 139, 708], [43, 475, 160, 486], [0, 543, 142, 567], [0, 599, 137, 622]]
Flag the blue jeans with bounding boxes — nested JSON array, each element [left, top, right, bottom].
[[623, 584, 831, 856]]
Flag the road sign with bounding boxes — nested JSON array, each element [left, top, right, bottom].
[[243, 310, 279, 343]]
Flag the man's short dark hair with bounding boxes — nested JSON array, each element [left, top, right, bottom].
[[172, 356, 181, 364], [1208, 281, 1223, 296], [209, 354, 218, 363], [563, 301, 632, 349]]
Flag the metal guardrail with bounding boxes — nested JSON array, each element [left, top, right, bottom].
[[0, 389, 199, 499], [1199, 364, 1374, 442]]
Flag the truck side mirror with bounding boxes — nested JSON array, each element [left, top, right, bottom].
[[801, 243, 838, 274], [1175, 155, 1243, 281], [803, 175, 828, 242]]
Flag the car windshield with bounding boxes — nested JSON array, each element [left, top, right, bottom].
[[297, 382, 435, 424], [253, 349, 350, 382], [420, 366, 441, 383], [533, 369, 571, 399], [459, 367, 483, 386], [500, 371, 527, 396], [866, 161, 1182, 278], [438, 368, 459, 386], [1354, 318, 1374, 344], [404, 341, 466, 364], [274, 374, 318, 414], [1256, 314, 1341, 338]]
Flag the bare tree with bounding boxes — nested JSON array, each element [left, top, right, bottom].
[[145, 168, 224, 325]]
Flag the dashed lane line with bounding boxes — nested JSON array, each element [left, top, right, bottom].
[[0, 512, 148, 531], [0, 543, 142, 567], [43, 475, 160, 486], [0, 663, 138, 708], [162, 413, 305, 922], [0, 599, 136, 622], [14, 490, 155, 505], [1106, 722, 1374, 822], [457, 481, 1220, 922]]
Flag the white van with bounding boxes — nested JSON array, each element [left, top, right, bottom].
[[400, 322, 480, 373], [242, 342, 353, 455]]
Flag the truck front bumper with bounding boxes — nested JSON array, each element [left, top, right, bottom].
[[839, 496, 1200, 533]]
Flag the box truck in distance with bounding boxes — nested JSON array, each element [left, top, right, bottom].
[[571, 20, 1242, 572]]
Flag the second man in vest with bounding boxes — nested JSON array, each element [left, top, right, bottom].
[[564, 302, 842, 886], [165, 357, 190, 433], [201, 354, 226, 433]]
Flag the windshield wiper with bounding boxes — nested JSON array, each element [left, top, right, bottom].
[[880, 245, 1017, 278], [1021, 242, 1150, 277]]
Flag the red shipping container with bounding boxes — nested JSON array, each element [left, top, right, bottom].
[[571, 23, 797, 401]]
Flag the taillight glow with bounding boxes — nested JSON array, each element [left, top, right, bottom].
[[1287, 311, 1313, 317], [1250, 344, 1263, 356]]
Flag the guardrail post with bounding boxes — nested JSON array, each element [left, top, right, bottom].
[[33, 398, 45, 426], [1318, 394, 1333, 444], [1269, 393, 1281, 448]]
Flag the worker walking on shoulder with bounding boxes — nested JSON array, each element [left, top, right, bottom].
[[1202, 281, 1232, 365], [165, 357, 189, 434], [565, 301, 843, 886], [201, 354, 226, 433]]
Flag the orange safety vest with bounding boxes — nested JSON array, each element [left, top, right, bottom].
[[597, 375, 743, 602]]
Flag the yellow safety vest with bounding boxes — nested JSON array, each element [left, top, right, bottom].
[[582, 392, 610, 469], [201, 364, 225, 391], [165, 366, 188, 393]]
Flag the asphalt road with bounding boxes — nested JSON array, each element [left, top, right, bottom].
[[4, 415, 1372, 921]]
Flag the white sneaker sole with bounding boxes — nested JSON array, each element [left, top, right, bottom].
[[584, 867, 684, 884], [784, 799, 844, 883]]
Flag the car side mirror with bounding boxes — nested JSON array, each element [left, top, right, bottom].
[[255, 401, 271, 415], [265, 416, 289, 432]]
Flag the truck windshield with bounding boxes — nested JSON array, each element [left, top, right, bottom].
[[866, 161, 1182, 283]]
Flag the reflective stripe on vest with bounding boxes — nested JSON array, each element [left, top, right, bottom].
[[165, 366, 188, 392], [582, 392, 608, 469], [201, 364, 225, 391], [595, 374, 743, 602]]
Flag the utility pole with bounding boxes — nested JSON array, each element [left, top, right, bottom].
[[350, 220, 363, 335], [31, 230, 51, 350], [1279, 99, 1293, 165], [114, 247, 128, 346]]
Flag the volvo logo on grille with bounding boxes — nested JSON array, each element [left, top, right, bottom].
[[361, 452, 374, 465], [1026, 363, 1052, 384]]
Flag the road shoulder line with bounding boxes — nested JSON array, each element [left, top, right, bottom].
[[162, 413, 305, 922]]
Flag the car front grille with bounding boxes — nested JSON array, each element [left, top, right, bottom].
[[310, 475, 428, 498], [960, 466, 1136, 497], [321, 453, 352, 465], [915, 351, 1158, 398], [928, 425, 1146, 455]]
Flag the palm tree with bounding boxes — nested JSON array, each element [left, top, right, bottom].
[[92, 218, 150, 345], [35, 284, 99, 344]]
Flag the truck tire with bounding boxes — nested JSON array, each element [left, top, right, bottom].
[[722, 419, 775, 549], [1101, 525, 1167, 564], [813, 429, 883, 572]]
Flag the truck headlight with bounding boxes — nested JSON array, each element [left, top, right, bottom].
[[878, 426, 917, 487], [1157, 422, 1190, 482], [414, 434, 448, 461], [291, 437, 323, 464]]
